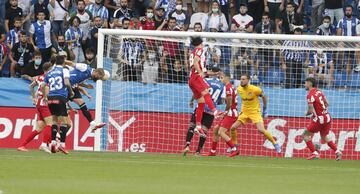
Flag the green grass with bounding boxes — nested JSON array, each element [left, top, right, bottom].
[[0, 149, 359, 194]]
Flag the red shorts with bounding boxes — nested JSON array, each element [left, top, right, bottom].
[[188, 74, 209, 99], [220, 116, 237, 130], [307, 121, 331, 137], [36, 105, 51, 121]]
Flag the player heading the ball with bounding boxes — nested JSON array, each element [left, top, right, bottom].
[[188, 36, 223, 137]]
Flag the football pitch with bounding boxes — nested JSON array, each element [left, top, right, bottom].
[[0, 149, 359, 194]]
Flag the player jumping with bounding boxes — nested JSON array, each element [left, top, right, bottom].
[[183, 67, 225, 156], [66, 60, 109, 131], [204, 71, 240, 157], [17, 62, 54, 153], [188, 37, 222, 137], [303, 77, 342, 160], [43, 55, 74, 154], [230, 74, 281, 154]]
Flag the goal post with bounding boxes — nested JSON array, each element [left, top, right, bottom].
[[95, 29, 360, 159]]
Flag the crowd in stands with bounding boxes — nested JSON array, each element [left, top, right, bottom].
[[0, 0, 360, 88]]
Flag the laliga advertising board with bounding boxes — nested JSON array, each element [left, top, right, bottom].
[[0, 107, 96, 151], [1, 108, 360, 159]]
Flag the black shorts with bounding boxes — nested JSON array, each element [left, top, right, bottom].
[[190, 109, 215, 129], [69, 87, 82, 101], [48, 96, 68, 117]]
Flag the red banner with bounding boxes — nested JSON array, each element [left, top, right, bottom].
[[107, 111, 360, 160], [0, 107, 95, 151], [1, 108, 360, 160]]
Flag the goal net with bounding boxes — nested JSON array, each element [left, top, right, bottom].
[[95, 30, 360, 160]]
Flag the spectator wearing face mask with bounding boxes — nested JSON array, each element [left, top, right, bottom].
[[9, 31, 34, 77], [169, 0, 189, 31], [56, 35, 75, 61], [139, 7, 156, 30], [206, 0, 228, 32], [316, 15, 336, 36], [231, 3, 253, 33], [142, 50, 159, 84], [21, 50, 44, 81]]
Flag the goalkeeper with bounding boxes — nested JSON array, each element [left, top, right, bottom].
[[183, 67, 225, 156], [230, 74, 281, 154]]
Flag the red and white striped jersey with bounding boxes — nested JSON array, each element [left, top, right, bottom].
[[225, 82, 238, 117], [36, 74, 46, 106], [189, 47, 206, 77]]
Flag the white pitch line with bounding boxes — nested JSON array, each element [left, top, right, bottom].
[[0, 154, 358, 173]]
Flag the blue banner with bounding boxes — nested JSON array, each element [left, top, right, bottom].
[[0, 78, 359, 119]]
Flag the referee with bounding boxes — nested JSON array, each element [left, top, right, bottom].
[[281, 28, 309, 88]]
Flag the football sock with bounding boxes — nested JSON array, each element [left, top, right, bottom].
[[231, 128, 238, 145], [204, 93, 215, 111], [21, 130, 40, 147], [196, 135, 206, 153], [211, 142, 218, 152], [59, 125, 68, 143], [305, 141, 316, 153], [226, 140, 235, 149], [51, 124, 58, 141], [327, 141, 338, 152], [80, 103, 93, 123], [263, 130, 276, 145], [42, 125, 52, 144], [195, 103, 205, 125], [185, 126, 195, 146]]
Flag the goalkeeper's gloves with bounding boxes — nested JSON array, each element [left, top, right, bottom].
[[262, 107, 268, 118]]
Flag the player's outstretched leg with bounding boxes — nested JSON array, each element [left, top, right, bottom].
[[227, 127, 239, 153], [256, 122, 281, 154], [302, 130, 319, 160], [322, 135, 342, 161], [17, 120, 47, 151], [17, 130, 40, 152]]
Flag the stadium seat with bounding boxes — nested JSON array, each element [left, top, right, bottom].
[[333, 72, 348, 87], [263, 67, 285, 84], [348, 73, 360, 88], [0, 61, 10, 77]]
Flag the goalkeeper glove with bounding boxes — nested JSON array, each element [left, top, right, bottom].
[[262, 107, 268, 118]]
